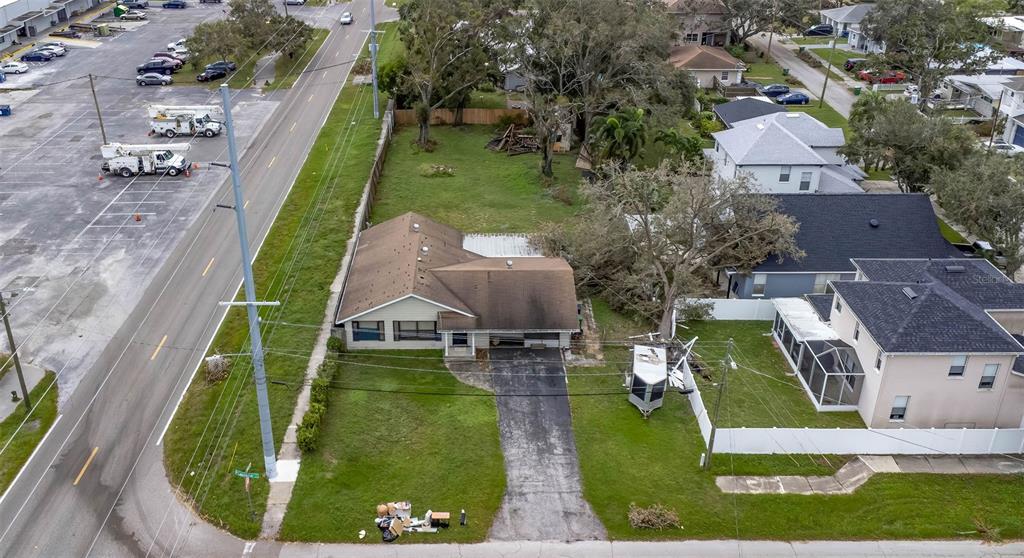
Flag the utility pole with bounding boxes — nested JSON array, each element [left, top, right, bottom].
[[766, 0, 777, 59], [818, 37, 839, 109], [282, 0, 288, 17], [0, 292, 31, 411], [218, 84, 277, 480], [369, 0, 380, 119], [702, 338, 733, 471], [988, 89, 1006, 151], [88, 74, 108, 145]]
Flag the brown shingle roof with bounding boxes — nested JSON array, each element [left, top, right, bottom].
[[335, 213, 579, 332], [668, 45, 744, 71], [662, 0, 727, 15]]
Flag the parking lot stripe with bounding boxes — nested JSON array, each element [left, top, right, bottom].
[[202, 257, 215, 277], [268, 156, 276, 169], [150, 335, 168, 361], [308, 94, 314, 102]]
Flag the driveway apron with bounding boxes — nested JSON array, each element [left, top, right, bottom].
[[487, 348, 607, 541]]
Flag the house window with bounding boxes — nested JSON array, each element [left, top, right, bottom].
[[393, 320, 441, 341], [720, 71, 729, 81], [752, 273, 767, 296], [779, 165, 791, 182], [451, 332, 468, 346], [890, 395, 909, 421], [684, 33, 699, 43], [813, 273, 841, 294], [874, 351, 883, 370], [799, 171, 813, 191], [352, 321, 384, 341], [948, 355, 967, 377], [835, 299, 843, 314], [979, 363, 999, 389], [853, 322, 860, 341]]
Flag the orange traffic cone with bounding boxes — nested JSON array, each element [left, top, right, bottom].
[[98, 173, 104, 181], [192, 162, 199, 169], [133, 213, 141, 222], [184, 168, 191, 177]]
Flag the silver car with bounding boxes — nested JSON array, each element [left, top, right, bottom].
[[136, 72, 172, 86]]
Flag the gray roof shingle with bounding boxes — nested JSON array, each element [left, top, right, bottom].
[[754, 194, 964, 273], [820, 3, 874, 24], [713, 98, 787, 128]]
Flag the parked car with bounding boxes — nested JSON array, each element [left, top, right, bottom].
[[758, 83, 790, 98], [162, 0, 187, 8], [36, 45, 67, 56], [38, 40, 66, 49], [136, 59, 177, 75], [775, 92, 810, 105], [20, 51, 54, 62], [284, 0, 304, 4], [122, 0, 149, 7], [0, 61, 29, 74], [843, 58, 867, 72], [168, 45, 190, 59], [152, 51, 184, 64], [205, 60, 237, 72], [982, 139, 1024, 157], [167, 38, 186, 50], [857, 69, 906, 84], [151, 54, 183, 68], [120, 10, 147, 19], [340, 11, 353, 24], [199, 0, 222, 3], [137, 72, 172, 86], [52, 30, 82, 39], [803, 24, 833, 36], [196, 67, 227, 82]]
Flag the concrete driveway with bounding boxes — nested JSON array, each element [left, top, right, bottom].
[[487, 348, 606, 542]]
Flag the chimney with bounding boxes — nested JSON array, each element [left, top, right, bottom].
[[506, 259, 513, 269]]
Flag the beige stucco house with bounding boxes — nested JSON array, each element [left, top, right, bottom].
[[772, 258, 1024, 429], [334, 212, 580, 357], [668, 44, 744, 89]]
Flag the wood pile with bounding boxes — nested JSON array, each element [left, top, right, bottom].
[[486, 124, 540, 156]]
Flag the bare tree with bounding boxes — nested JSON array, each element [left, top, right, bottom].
[[545, 162, 803, 339]]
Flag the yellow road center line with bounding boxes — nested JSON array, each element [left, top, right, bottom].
[[150, 335, 168, 361], [244, 199, 250, 209], [308, 94, 314, 102], [289, 121, 297, 133], [202, 257, 215, 277], [73, 447, 99, 486], [267, 156, 276, 169]]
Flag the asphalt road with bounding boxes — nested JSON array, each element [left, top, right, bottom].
[[0, 1, 383, 556], [749, 33, 856, 118]]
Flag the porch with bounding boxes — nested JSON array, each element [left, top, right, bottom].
[[771, 298, 864, 412]]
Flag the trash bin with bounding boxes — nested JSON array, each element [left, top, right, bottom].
[[782, 68, 790, 76], [853, 86, 862, 96], [0, 105, 12, 117], [798, 46, 805, 53]]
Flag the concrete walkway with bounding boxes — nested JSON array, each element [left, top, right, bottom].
[[717, 455, 1024, 495], [0, 363, 45, 421]]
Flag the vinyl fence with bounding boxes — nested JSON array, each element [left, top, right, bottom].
[[684, 297, 777, 320], [393, 108, 529, 126]]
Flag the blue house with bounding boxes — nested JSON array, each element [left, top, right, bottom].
[[725, 194, 964, 299]]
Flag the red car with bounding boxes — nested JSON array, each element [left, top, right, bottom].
[[857, 69, 907, 84]]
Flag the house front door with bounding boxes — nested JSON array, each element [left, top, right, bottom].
[[1013, 122, 1024, 147]]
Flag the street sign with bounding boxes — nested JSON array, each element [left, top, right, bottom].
[[233, 469, 260, 479]]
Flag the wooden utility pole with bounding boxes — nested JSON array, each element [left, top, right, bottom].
[[703, 337, 733, 471], [818, 37, 839, 108], [0, 292, 31, 410], [88, 74, 107, 145]]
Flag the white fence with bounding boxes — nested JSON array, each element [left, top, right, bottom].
[[684, 298, 777, 321], [680, 342, 1024, 455]]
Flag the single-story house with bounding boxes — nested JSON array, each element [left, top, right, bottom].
[[712, 97, 787, 128], [725, 193, 964, 299], [334, 212, 580, 357], [663, 0, 729, 47], [819, 3, 875, 36], [668, 44, 744, 89], [705, 111, 864, 193], [772, 258, 1024, 429]]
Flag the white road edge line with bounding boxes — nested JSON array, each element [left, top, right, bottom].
[[0, 414, 63, 509]]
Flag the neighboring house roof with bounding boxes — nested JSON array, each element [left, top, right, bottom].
[[819, 3, 874, 24], [832, 259, 1024, 354], [732, 112, 845, 148], [818, 166, 863, 193], [805, 293, 836, 322], [982, 15, 1024, 33], [668, 45, 744, 71], [662, 0, 726, 15], [335, 212, 578, 331], [713, 98, 787, 128], [1005, 76, 1024, 92], [754, 194, 963, 273], [713, 119, 829, 165]]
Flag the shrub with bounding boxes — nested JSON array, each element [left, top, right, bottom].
[[326, 335, 345, 354], [628, 503, 681, 530], [311, 377, 330, 406], [204, 355, 231, 384], [697, 117, 724, 138], [418, 163, 456, 178], [297, 425, 319, 453], [317, 360, 339, 382], [496, 112, 529, 129], [304, 402, 326, 427], [477, 80, 497, 92]]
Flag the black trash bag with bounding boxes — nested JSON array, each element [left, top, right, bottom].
[[375, 517, 391, 532], [381, 528, 398, 543]]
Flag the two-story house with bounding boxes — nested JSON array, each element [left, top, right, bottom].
[[819, 3, 875, 37], [983, 15, 1024, 55], [771, 258, 1024, 429], [706, 112, 863, 193], [663, 0, 730, 46]]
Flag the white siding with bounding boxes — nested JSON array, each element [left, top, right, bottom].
[[690, 69, 744, 88], [737, 165, 823, 193], [342, 297, 449, 350]]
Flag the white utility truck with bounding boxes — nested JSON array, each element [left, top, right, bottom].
[[147, 105, 223, 138], [100, 143, 192, 177]]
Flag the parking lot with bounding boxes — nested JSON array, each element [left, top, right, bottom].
[[0, 3, 281, 397]]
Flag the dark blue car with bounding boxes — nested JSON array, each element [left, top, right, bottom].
[[162, 0, 187, 7], [21, 51, 55, 62], [775, 92, 810, 105], [759, 83, 790, 98]]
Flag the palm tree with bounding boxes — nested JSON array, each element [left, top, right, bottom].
[[654, 128, 704, 164], [589, 108, 648, 166]]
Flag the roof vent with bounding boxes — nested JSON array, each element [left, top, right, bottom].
[[756, 123, 765, 130], [869, 218, 880, 228], [944, 265, 966, 273], [785, 112, 801, 118], [412, 223, 420, 231], [902, 287, 918, 300], [421, 246, 429, 254], [506, 259, 514, 269]]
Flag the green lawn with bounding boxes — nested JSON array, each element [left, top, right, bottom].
[[372, 125, 583, 232], [278, 351, 505, 542], [809, 47, 855, 71], [938, 217, 969, 244], [570, 303, 1024, 541], [162, 23, 400, 539], [787, 103, 849, 136], [467, 89, 509, 109], [0, 372, 58, 495], [865, 168, 892, 181], [742, 53, 793, 86], [265, 29, 330, 91], [681, 320, 864, 428], [789, 36, 847, 46]]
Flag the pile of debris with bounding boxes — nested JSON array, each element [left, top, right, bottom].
[[486, 124, 540, 156], [372, 501, 460, 543]]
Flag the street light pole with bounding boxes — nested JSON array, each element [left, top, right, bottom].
[[218, 84, 277, 480], [0, 292, 31, 411], [369, 0, 380, 119]]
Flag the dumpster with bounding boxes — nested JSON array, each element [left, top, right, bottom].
[[0, 105, 12, 117], [113, 4, 128, 16], [853, 86, 862, 96], [97, 23, 110, 36]]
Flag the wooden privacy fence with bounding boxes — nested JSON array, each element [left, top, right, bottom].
[[393, 108, 529, 126]]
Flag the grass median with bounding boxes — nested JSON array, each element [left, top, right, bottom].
[[0, 372, 58, 496], [161, 25, 397, 539]]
